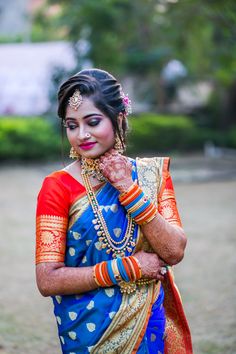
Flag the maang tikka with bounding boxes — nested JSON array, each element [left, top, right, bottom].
[[68, 89, 83, 110]]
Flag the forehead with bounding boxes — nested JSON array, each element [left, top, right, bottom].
[[65, 96, 103, 119]]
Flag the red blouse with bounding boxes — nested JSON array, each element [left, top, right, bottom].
[[36, 169, 181, 264]]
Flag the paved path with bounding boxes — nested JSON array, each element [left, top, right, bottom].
[[0, 156, 235, 354]]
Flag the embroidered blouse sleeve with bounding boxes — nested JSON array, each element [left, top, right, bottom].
[[158, 162, 182, 227], [36, 176, 70, 264]]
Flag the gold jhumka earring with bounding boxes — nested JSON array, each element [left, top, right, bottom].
[[69, 147, 80, 159], [114, 132, 125, 154]]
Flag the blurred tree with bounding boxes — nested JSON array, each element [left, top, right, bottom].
[[33, 0, 236, 127]]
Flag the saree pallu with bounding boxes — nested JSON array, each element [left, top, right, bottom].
[[36, 157, 192, 354]]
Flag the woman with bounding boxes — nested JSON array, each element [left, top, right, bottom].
[[36, 68, 192, 353]]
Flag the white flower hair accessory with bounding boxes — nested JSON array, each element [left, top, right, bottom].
[[121, 91, 132, 116]]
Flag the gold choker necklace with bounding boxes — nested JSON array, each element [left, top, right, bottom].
[[80, 158, 106, 182]]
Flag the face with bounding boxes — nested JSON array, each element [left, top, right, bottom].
[[65, 97, 115, 159]]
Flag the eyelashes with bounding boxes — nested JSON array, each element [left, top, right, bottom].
[[63, 118, 101, 130]]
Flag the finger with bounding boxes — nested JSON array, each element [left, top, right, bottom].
[[159, 260, 167, 267]]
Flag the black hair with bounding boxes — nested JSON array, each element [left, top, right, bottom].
[[57, 68, 129, 147]]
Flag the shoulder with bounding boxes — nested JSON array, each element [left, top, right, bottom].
[[135, 156, 170, 173]]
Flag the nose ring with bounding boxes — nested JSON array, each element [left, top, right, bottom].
[[85, 133, 91, 138]]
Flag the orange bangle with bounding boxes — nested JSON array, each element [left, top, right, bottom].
[[129, 256, 142, 279], [119, 182, 138, 201], [124, 257, 136, 281], [141, 212, 157, 225], [135, 203, 156, 220], [136, 212, 157, 225], [122, 258, 133, 281], [135, 210, 157, 225], [121, 188, 142, 206], [134, 203, 154, 220], [102, 261, 113, 286], [94, 264, 104, 287], [96, 262, 108, 287], [119, 183, 139, 204]]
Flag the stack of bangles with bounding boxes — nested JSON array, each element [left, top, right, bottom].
[[93, 256, 142, 293], [119, 182, 157, 225]]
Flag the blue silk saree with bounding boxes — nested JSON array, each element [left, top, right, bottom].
[[36, 157, 192, 354]]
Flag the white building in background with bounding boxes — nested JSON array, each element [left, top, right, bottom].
[[0, 41, 76, 115]]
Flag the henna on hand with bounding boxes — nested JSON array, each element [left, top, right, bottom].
[[134, 250, 167, 281], [99, 149, 133, 192]]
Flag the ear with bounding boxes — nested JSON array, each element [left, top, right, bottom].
[[117, 113, 124, 130]]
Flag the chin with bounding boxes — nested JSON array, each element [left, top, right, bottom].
[[80, 151, 103, 159], [80, 147, 113, 159]]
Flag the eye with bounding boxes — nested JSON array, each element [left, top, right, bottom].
[[88, 118, 101, 127], [63, 122, 78, 130]]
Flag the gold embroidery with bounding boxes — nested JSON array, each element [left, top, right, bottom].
[[158, 189, 182, 226], [91, 282, 160, 353], [136, 157, 163, 207], [36, 215, 67, 264], [163, 274, 189, 353]]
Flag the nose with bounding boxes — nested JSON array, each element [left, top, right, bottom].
[[78, 127, 91, 141]]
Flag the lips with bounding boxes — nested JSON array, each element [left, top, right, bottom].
[[79, 142, 97, 150]]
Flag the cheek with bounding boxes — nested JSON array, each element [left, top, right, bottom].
[[66, 130, 76, 145], [99, 122, 115, 142]]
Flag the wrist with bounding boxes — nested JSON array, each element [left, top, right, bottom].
[[113, 178, 134, 193]]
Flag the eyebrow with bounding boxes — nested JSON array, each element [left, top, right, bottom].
[[65, 113, 103, 120]]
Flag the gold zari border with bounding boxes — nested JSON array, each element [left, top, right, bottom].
[[36, 215, 67, 264]]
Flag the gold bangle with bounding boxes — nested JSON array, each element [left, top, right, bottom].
[[111, 259, 122, 283]]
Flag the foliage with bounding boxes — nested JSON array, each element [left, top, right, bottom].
[[226, 126, 236, 148], [0, 117, 66, 161], [0, 115, 235, 161], [127, 113, 229, 156], [32, 1, 236, 79], [32, 0, 236, 129]]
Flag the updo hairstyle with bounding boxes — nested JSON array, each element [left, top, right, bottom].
[[57, 68, 129, 148]]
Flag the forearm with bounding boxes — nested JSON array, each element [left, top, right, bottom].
[[36, 263, 97, 297], [140, 213, 187, 265]]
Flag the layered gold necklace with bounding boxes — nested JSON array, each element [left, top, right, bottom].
[[80, 157, 106, 182], [81, 158, 136, 258]]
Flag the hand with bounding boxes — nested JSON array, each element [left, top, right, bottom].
[[134, 250, 167, 281], [99, 149, 133, 192]]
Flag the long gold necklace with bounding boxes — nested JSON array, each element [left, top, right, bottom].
[[81, 172, 136, 258]]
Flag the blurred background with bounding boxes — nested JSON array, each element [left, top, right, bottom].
[[0, 0, 236, 353]]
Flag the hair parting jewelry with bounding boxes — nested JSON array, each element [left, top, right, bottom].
[[68, 89, 83, 110]]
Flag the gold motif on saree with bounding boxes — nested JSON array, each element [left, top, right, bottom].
[[36, 215, 67, 264], [158, 189, 182, 226], [136, 157, 162, 207], [91, 282, 161, 354]]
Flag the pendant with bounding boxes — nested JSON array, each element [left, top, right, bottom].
[[119, 280, 137, 294]]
